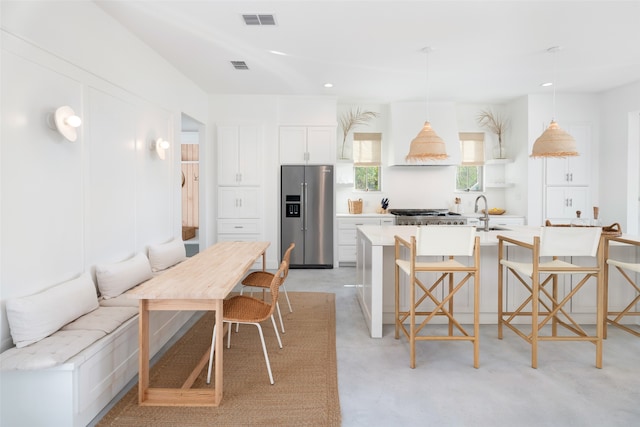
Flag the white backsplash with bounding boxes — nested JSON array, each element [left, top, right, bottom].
[[336, 163, 508, 214]]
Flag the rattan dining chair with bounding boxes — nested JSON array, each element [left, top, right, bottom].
[[603, 235, 640, 337], [239, 242, 295, 333], [497, 226, 604, 368], [394, 225, 480, 369], [206, 260, 286, 385]]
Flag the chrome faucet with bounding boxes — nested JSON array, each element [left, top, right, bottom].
[[474, 195, 490, 231]]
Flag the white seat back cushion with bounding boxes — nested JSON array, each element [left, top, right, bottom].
[[540, 227, 602, 257], [5, 273, 99, 348], [416, 225, 476, 256], [148, 238, 186, 272], [96, 252, 153, 299]]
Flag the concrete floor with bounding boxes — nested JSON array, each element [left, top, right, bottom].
[[91, 266, 640, 427], [284, 266, 640, 427]]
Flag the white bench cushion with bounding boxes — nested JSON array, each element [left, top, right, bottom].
[[0, 330, 106, 370], [99, 293, 139, 307], [96, 253, 152, 299], [5, 273, 99, 348], [148, 238, 186, 272], [62, 306, 138, 334]]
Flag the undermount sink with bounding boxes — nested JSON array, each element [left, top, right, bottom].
[[476, 226, 510, 232]]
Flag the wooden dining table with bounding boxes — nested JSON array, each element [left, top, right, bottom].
[[127, 240, 270, 407]]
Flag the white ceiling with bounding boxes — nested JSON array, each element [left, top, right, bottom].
[[97, 0, 640, 104]]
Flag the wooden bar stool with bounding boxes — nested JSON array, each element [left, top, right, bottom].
[[603, 235, 640, 337], [497, 227, 604, 368], [394, 226, 480, 369]]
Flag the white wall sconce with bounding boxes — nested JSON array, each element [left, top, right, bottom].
[[47, 106, 82, 142], [151, 138, 170, 160]]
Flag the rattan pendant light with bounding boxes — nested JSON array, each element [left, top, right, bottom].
[[406, 47, 448, 161], [531, 47, 578, 158]]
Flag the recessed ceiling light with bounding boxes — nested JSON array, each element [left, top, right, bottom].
[[541, 82, 553, 87], [269, 50, 287, 56], [324, 83, 333, 88]]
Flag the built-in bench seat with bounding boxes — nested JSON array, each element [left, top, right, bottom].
[[0, 238, 192, 427]]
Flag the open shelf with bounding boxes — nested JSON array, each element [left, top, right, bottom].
[[485, 182, 514, 188]]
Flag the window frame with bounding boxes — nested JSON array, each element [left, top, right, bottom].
[[352, 132, 382, 192], [456, 132, 485, 192], [353, 165, 381, 192]]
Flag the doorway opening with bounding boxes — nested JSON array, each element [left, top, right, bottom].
[[181, 113, 204, 256]]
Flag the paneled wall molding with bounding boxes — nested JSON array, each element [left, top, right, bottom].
[[0, 25, 184, 352]]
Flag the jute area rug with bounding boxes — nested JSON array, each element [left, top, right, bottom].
[[98, 292, 341, 426]]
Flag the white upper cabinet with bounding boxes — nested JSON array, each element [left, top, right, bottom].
[[545, 124, 591, 186], [279, 126, 336, 164], [545, 187, 589, 220], [389, 101, 461, 166], [217, 187, 260, 218], [218, 124, 262, 186]]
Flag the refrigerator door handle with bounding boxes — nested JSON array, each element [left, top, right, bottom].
[[302, 182, 308, 231]]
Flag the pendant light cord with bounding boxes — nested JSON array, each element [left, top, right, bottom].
[[422, 46, 432, 122], [549, 46, 559, 122], [425, 49, 430, 121]]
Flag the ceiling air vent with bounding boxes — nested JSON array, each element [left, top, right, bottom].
[[231, 61, 249, 70], [242, 14, 276, 26]]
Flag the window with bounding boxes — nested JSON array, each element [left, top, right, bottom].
[[353, 133, 382, 192], [456, 132, 484, 192]]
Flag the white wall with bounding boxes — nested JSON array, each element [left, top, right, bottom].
[[0, 2, 208, 351], [599, 81, 640, 233], [504, 96, 530, 218]]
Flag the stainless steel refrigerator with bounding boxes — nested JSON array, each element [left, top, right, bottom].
[[281, 165, 333, 268]]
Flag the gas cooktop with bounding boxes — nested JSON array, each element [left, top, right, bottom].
[[388, 209, 467, 225], [388, 209, 461, 217]]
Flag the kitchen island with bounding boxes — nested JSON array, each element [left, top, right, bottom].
[[355, 225, 638, 338]]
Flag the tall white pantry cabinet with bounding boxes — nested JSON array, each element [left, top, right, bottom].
[[217, 124, 263, 246], [544, 124, 591, 221]]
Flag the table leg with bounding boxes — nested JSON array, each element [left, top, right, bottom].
[[138, 299, 150, 404], [214, 298, 223, 403]]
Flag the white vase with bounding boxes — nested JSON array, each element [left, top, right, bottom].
[[493, 145, 506, 159]]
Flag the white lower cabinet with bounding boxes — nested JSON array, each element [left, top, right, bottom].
[[338, 216, 394, 265], [489, 216, 525, 227], [217, 187, 262, 269], [217, 218, 260, 237], [217, 219, 262, 267]]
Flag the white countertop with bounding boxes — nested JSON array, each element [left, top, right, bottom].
[[357, 225, 539, 246], [357, 224, 640, 247], [337, 212, 524, 220], [336, 213, 394, 218], [463, 213, 525, 219]]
